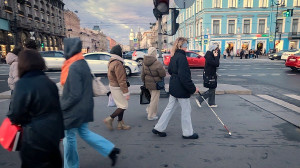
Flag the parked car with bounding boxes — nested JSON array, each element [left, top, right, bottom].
[[281, 49, 300, 61], [84, 52, 140, 76], [123, 51, 133, 60], [285, 54, 300, 71], [189, 50, 205, 56], [132, 49, 148, 65], [40, 51, 65, 70], [163, 51, 205, 67], [268, 50, 288, 60]]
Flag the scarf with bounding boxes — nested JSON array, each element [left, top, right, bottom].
[[60, 52, 84, 85]]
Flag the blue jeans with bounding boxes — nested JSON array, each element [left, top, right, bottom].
[[63, 123, 115, 168]]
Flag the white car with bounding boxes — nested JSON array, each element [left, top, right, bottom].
[[84, 52, 140, 76], [281, 49, 300, 61], [132, 49, 148, 65], [40, 51, 65, 70]]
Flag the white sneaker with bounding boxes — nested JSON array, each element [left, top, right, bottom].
[[208, 105, 218, 108], [148, 116, 159, 121]]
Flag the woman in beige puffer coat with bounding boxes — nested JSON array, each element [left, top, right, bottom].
[[141, 47, 166, 120]]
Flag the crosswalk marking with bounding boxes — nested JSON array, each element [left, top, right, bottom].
[[228, 75, 237, 76], [0, 99, 8, 103], [271, 73, 280, 76], [258, 74, 266, 76], [284, 94, 300, 101], [50, 77, 57, 80], [257, 94, 300, 114], [287, 74, 296, 76]]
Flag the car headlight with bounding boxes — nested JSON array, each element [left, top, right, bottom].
[[274, 54, 278, 57]]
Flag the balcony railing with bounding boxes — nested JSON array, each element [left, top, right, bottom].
[[34, 17, 40, 21], [4, 6, 13, 13], [25, 1, 32, 7], [41, 8, 45, 13], [18, 10, 25, 16], [34, 5, 39, 10], [42, 19, 46, 23], [28, 14, 33, 19], [288, 32, 300, 40]]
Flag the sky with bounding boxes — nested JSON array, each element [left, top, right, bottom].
[[64, 0, 165, 45]]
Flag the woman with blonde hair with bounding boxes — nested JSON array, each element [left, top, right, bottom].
[[152, 37, 199, 139]]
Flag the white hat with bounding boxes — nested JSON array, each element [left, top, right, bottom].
[[146, 47, 157, 57]]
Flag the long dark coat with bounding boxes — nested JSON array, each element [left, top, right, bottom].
[[168, 49, 196, 98], [8, 70, 64, 168]]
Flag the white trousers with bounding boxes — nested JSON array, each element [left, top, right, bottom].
[[154, 95, 194, 136]]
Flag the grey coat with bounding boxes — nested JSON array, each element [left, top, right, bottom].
[[60, 60, 94, 130]]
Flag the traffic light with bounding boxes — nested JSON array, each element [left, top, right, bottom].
[[284, 9, 293, 17], [170, 9, 179, 36], [153, 0, 169, 19], [41, 43, 44, 48]]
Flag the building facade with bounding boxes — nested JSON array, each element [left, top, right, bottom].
[[0, 0, 65, 56], [64, 10, 80, 38], [107, 36, 117, 50], [169, 0, 300, 55], [79, 27, 108, 53]]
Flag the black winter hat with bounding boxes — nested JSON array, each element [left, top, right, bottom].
[[110, 45, 122, 57]]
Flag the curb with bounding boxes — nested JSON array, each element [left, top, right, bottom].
[[0, 84, 251, 99]]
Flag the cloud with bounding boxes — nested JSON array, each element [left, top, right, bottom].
[[65, 0, 156, 45]]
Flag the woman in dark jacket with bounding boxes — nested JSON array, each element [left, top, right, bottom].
[[7, 49, 64, 168], [152, 37, 199, 139], [196, 44, 220, 108]]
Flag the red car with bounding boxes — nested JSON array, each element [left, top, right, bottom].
[[285, 54, 300, 71], [163, 51, 205, 67]]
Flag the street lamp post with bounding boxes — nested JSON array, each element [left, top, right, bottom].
[[273, 0, 282, 52]]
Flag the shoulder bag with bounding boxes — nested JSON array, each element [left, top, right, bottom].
[[0, 118, 22, 151], [148, 67, 165, 90], [203, 71, 217, 89]]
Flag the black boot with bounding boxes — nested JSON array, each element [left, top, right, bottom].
[[109, 148, 121, 167]]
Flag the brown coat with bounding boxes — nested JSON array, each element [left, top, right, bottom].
[[108, 54, 129, 96], [141, 56, 166, 90]]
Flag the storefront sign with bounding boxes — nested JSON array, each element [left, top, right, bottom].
[[204, 39, 208, 44], [204, 35, 208, 39]]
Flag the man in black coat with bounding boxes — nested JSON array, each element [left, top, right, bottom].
[[195, 44, 220, 108]]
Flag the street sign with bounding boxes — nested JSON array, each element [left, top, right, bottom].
[[204, 35, 208, 39], [174, 0, 195, 9], [133, 38, 138, 43], [204, 40, 208, 44]]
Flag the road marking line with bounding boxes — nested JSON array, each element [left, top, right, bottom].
[[219, 69, 226, 71], [0, 80, 5, 82], [284, 94, 300, 101], [242, 75, 252, 76], [266, 68, 275, 69], [197, 75, 203, 76], [50, 78, 58, 80], [257, 94, 300, 114], [245, 65, 251, 66], [227, 75, 236, 77], [234, 65, 241, 66], [254, 68, 262, 69], [229, 69, 238, 70], [287, 74, 296, 76], [0, 74, 8, 75], [0, 99, 8, 103], [257, 74, 266, 76], [271, 73, 280, 76]]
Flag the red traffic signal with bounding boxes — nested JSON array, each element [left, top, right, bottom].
[[153, 0, 169, 15]]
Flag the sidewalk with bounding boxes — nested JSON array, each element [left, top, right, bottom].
[[0, 83, 252, 99], [0, 94, 299, 168]]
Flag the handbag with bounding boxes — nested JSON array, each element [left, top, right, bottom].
[[0, 118, 22, 152], [140, 85, 151, 104], [92, 74, 108, 97], [107, 92, 116, 107], [147, 67, 165, 90], [203, 71, 217, 89]]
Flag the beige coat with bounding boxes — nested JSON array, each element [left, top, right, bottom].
[[6, 53, 19, 90], [108, 54, 129, 96], [141, 56, 166, 90]]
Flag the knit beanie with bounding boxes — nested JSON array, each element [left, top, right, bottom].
[[110, 45, 122, 57], [146, 47, 157, 57]]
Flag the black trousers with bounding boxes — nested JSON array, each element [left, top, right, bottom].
[[200, 88, 216, 105]]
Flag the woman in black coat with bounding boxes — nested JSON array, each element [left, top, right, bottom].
[[196, 44, 220, 108], [7, 49, 64, 168], [152, 37, 199, 139]]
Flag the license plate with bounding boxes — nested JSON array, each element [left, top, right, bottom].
[[289, 59, 296, 62]]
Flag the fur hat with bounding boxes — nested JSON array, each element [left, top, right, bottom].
[[146, 47, 157, 57]]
